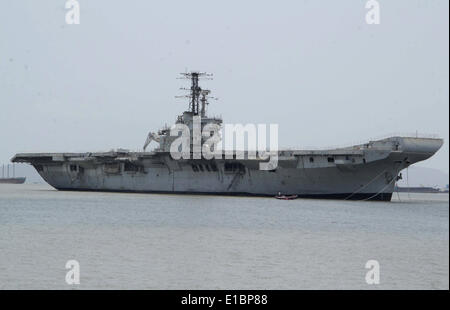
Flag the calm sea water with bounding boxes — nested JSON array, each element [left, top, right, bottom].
[[0, 184, 448, 290]]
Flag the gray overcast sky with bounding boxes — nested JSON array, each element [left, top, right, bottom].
[[1, 0, 449, 173]]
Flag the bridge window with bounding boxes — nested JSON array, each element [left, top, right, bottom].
[[309, 157, 314, 163], [124, 162, 139, 172], [327, 157, 335, 163], [210, 163, 218, 171], [224, 162, 245, 173], [224, 163, 232, 172], [104, 163, 121, 174], [70, 164, 77, 172]]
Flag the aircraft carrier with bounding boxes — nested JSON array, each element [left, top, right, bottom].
[[12, 72, 443, 201]]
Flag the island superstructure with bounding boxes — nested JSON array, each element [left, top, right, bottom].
[[12, 72, 443, 201]]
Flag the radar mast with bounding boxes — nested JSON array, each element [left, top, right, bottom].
[[176, 72, 213, 115]]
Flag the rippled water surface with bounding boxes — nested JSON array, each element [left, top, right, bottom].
[[0, 184, 448, 289]]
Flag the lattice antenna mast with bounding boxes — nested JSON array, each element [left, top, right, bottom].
[[177, 72, 213, 115]]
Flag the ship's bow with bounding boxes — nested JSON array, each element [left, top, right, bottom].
[[393, 137, 444, 166]]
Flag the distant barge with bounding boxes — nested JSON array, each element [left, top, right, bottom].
[[395, 186, 447, 194], [0, 177, 26, 184], [0, 164, 26, 184]]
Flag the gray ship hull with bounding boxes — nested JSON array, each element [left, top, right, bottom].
[[12, 137, 443, 201]]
